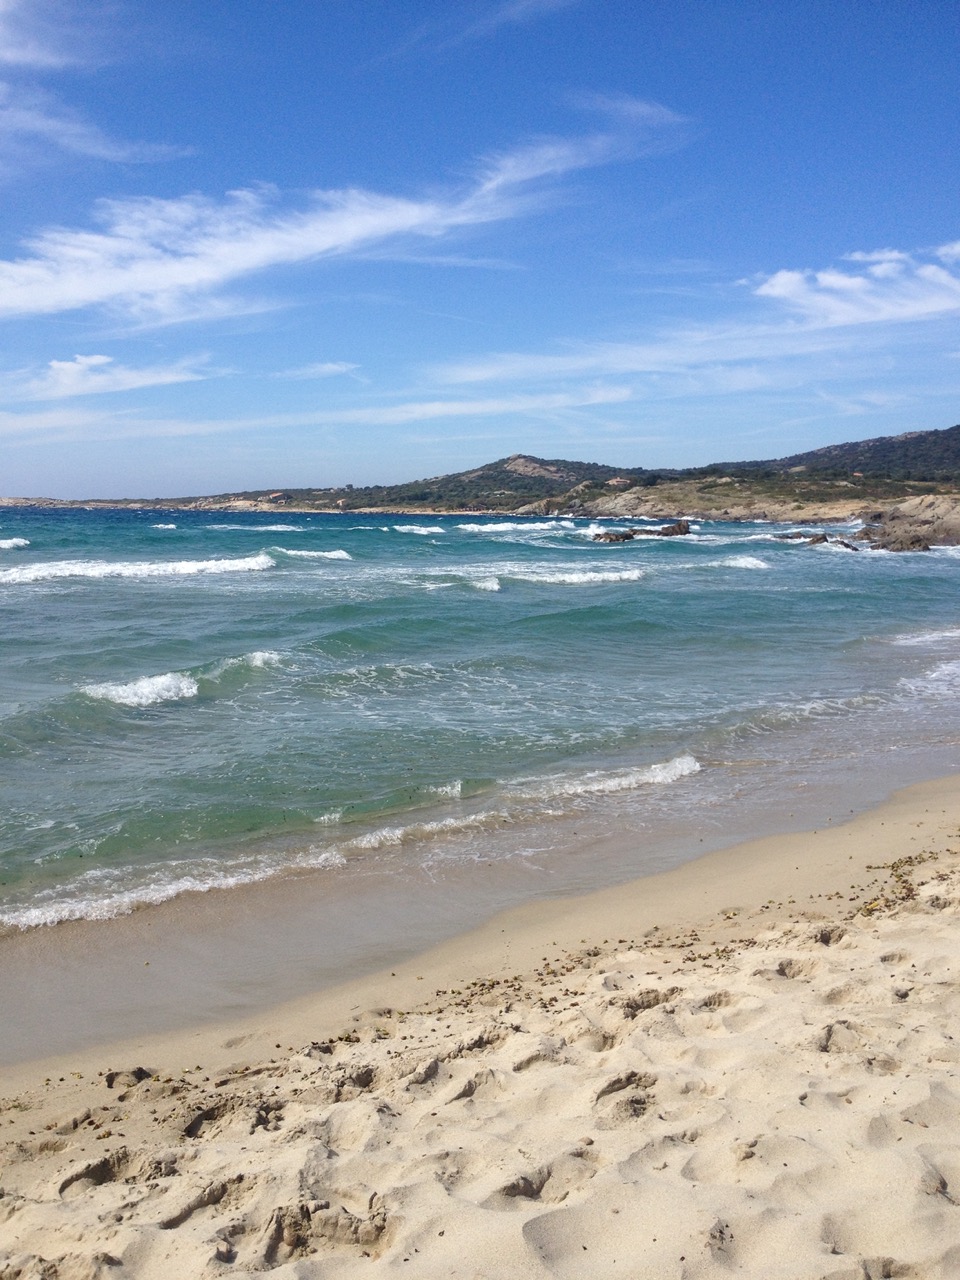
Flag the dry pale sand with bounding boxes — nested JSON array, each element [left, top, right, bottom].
[[2, 776, 960, 1279]]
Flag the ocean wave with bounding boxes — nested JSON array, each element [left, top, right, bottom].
[[457, 520, 576, 533], [899, 659, 960, 698], [83, 671, 200, 707], [514, 567, 646, 586], [151, 523, 176, 529], [345, 809, 506, 851], [473, 576, 501, 591], [516, 754, 701, 802], [424, 780, 463, 799], [735, 694, 889, 736], [210, 649, 282, 676], [278, 548, 353, 560], [81, 649, 280, 707], [890, 626, 960, 647], [0, 537, 29, 549], [717, 555, 770, 570], [0, 552, 275, 585], [206, 523, 307, 532], [0, 846, 349, 932]]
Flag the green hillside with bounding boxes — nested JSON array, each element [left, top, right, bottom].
[[709, 423, 960, 482]]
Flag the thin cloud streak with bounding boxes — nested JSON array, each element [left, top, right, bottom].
[[0, 385, 632, 444], [452, 0, 580, 44], [271, 362, 360, 380], [0, 82, 188, 162], [10, 353, 209, 400]]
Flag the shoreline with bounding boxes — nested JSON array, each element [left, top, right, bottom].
[[3, 770, 958, 1085], [2, 773, 960, 1275]]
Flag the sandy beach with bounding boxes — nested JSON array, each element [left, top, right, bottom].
[[2, 775, 960, 1278]]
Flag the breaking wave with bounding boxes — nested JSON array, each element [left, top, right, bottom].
[[82, 650, 281, 707], [457, 520, 577, 533], [278, 548, 353, 560], [0, 538, 29, 550], [206, 523, 307, 532], [0, 552, 275, 585], [513, 567, 646, 586], [516, 754, 701, 802], [84, 671, 200, 707]]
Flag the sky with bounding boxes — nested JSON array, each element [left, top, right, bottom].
[[0, 0, 958, 498]]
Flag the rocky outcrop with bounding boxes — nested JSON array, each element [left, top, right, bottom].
[[593, 520, 691, 543], [859, 495, 960, 551]]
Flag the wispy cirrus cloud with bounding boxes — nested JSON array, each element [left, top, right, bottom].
[[452, 0, 580, 44], [0, 384, 630, 444], [0, 0, 77, 68], [0, 82, 188, 162], [381, 0, 579, 62], [0, 106, 684, 324], [0, 1, 187, 173], [435, 243, 960, 387], [9, 353, 210, 400]]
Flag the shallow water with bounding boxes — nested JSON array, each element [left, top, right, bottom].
[[1, 505, 959, 933]]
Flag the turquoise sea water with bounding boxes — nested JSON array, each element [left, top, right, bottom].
[[1, 506, 959, 933]]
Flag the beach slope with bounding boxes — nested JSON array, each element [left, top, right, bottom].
[[2, 778, 960, 1278]]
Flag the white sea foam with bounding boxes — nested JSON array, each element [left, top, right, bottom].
[[516, 567, 646, 586], [0, 846, 349, 930], [393, 524, 445, 535], [517, 754, 700, 802], [0, 552, 275, 584], [0, 537, 29, 549], [84, 670, 199, 707], [473, 576, 501, 591], [899, 659, 960, 698], [718, 555, 770, 570], [891, 627, 960, 647], [211, 650, 282, 677], [206, 523, 307, 532], [279, 548, 353, 560], [457, 520, 576, 533], [425, 780, 463, 799], [151, 523, 176, 529], [244, 649, 281, 668], [346, 809, 504, 851]]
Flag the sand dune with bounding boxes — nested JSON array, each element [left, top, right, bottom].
[[2, 787, 960, 1277]]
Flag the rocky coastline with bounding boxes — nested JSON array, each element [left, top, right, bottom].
[[3, 491, 960, 551]]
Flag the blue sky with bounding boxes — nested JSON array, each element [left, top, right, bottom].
[[1, 0, 958, 497]]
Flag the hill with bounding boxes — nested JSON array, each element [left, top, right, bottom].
[[709, 423, 960, 482], [5, 423, 960, 515]]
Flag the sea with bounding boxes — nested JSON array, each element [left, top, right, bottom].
[[1, 506, 959, 941]]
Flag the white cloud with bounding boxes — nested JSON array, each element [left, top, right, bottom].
[[12, 353, 209, 399], [272, 362, 360, 380], [455, 0, 580, 42], [0, 82, 186, 162], [0, 112, 684, 324], [435, 244, 960, 386], [754, 250, 960, 326], [0, 0, 74, 68], [0, 384, 631, 444]]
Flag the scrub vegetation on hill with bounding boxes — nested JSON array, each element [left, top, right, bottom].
[[219, 422, 960, 513]]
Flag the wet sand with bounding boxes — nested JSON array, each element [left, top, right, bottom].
[[2, 775, 960, 1276]]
